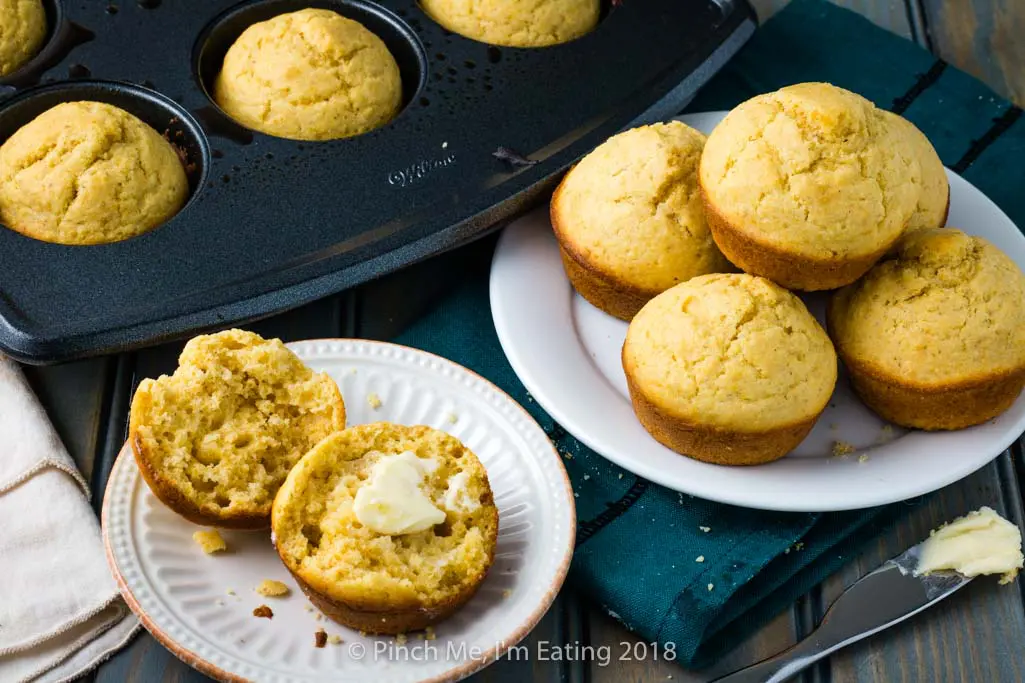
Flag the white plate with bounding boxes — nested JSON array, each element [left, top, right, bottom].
[[490, 111, 1025, 512], [103, 339, 575, 683]]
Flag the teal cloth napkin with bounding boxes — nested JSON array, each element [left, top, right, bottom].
[[395, 0, 1025, 668]]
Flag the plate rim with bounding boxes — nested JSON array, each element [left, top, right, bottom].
[[102, 338, 577, 683], [490, 110, 1025, 512]]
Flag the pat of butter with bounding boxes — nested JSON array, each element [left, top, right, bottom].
[[353, 451, 445, 535], [443, 470, 480, 512], [915, 506, 1024, 584]]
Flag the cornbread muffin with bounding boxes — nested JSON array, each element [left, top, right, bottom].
[[271, 424, 498, 634], [421, 0, 599, 48], [623, 273, 837, 465], [0, 101, 188, 245], [881, 111, 949, 232], [699, 82, 922, 290], [0, 0, 46, 76], [828, 229, 1025, 430], [551, 122, 733, 321], [213, 9, 402, 141], [129, 329, 346, 528]]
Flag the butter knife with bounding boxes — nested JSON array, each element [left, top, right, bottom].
[[709, 542, 973, 683]]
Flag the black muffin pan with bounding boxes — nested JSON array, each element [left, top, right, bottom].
[[0, 0, 755, 363]]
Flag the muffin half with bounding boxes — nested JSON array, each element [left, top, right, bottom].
[[129, 329, 346, 528], [699, 82, 922, 290], [552, 122, 733, 321], [623, 273, 837, 465], [828, 228, 1025, 430], [271, 424, 498, 634]]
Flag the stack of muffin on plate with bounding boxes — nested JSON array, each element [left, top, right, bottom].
[[129, 329, 498, 634], [551, 82, 1025, 466]]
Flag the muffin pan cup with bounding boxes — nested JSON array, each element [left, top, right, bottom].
[[0, 0, 755, 363]]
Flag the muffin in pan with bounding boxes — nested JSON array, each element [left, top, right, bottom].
[[129, 329, 346, 529], [272, 423, 498, 634], [699, 82, 923, 290], [214, 8, 402, 141], [421, 0, 599, 48], [0, 101, 188, 245], [881, 111, 949, 232], [622, 273, 837, 465], [0, 0, 46, 76], [551, 122, 733, 321], [828, 228, 1025, 430]]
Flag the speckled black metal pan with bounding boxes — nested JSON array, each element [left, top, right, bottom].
[[0, 0, 755, 363]]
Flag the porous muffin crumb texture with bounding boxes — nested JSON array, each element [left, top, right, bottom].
[[699, 82, 921, 260], [193, 529, 227, 554], [829, 229, 1025, 386], [130, 329, 346, 527], [421, 0, 599, 48], [553, 122, 732, 297], [272, 423, 497, 629], [214, 9, 402, 141], [0, 101, 188, 245], [0, 0, 46, 76], [624, 273, 837, 431]]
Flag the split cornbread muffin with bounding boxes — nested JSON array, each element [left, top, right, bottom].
[[0, 101, 188, 245], [272, 423, 498, 634], [699, 82, 924, 290], [214, 8, 402, 140], [0, 0, 46, 76], [551, 121, 733, 321], [623, 273, 837, 465], [421, 0, 599, 47], [129, 330, 346, 528], [828, 228, 1025, 430]]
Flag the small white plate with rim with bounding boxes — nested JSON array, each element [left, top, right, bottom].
[[103, 339, 575, 683], [490, 110, 1025, 512]]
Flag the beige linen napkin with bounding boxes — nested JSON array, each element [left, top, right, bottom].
[[0, 357, 139, 683]]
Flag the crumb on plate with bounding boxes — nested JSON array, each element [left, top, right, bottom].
[[367, 392, 382, 409], [192, 530, 226, 554], [255, 579, 290, 597], [253, 605, 273, 619], [314, 629, 327, 648]]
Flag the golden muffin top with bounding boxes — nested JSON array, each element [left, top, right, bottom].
[[213, 8, 402, 141], [0, 101, 188, 245], [272, 424, 497, 611], [829, 228, 1025, 386], [421, 0, 599, 48], [553, 122, 732, 295], [881, 111, 949, 232], [699, 82, 922, 260], [0, 0, 46, 76], [624, 273, 837, 431]]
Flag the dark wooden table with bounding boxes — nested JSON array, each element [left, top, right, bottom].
[[22, 1, 1025, 681]]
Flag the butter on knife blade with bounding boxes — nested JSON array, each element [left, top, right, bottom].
[[711, 506, 1023, 683], [914, 506, 1024, 584]]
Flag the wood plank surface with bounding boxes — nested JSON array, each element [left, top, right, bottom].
[[749, 0, 913, 39], [920, 0, 1025, 106]]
